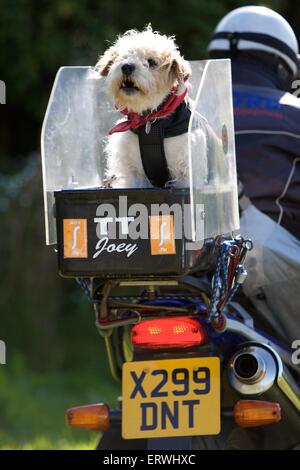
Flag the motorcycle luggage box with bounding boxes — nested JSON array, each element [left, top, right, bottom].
[[55, 188, 213, 278]]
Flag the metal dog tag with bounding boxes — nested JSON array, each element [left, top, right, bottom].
[[145, 121, 151, 134]]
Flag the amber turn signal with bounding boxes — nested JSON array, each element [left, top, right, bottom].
[[234, 400, 281, 428], [66, 403, 110, 431]]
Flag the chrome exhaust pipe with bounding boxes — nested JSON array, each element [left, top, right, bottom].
[[228, 345, 278, 396]]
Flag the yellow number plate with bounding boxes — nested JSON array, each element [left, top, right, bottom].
[[122, 357, 220, 439]]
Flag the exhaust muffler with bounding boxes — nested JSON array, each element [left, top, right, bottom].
[[228, 344, 278, 396]]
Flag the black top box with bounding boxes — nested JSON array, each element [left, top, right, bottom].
[[55, 188, 215, 279]]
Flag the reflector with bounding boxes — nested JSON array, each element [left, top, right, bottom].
[[131, 317, 205, 349], [66, 403, 110, 431], [234, 400, 281, 428]]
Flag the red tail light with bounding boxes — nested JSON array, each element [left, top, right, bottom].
[[131, 317, 206, 350]]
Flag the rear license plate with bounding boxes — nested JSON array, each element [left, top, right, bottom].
[[122, 357, 220, 439]]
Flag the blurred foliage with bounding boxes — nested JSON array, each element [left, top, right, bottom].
[[0, 153, 106, 369], [0, 151, 120, 448], [0, 354, 119, 449]]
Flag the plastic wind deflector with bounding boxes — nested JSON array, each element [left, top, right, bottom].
[[188, 59, 239, 241], [41, 61, 239, 245], [41, 66, 118, 244]]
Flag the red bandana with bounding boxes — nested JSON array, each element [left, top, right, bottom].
[[109, 86, 188, 135]]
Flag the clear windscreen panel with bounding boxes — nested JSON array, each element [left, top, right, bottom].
[[41, 62, 239, 246], [41, 66, 118, 245], [188, 59, 239, 241]]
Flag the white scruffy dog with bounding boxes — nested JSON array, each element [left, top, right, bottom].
[[96, 26, 192, 189]]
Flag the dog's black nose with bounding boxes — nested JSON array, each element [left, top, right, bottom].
[[122, 63, 135, 76]]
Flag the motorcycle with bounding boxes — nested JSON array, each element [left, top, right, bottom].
[[41, 60, 300, 450]]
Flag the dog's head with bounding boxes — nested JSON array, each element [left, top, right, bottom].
[[96, 25, 191, 114]]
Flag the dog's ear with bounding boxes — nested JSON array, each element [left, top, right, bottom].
[[171, 55, 191, 82], [96, 46, 118, 77]]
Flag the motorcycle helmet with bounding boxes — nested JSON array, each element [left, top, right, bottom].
[[208, 6, 299, 78]]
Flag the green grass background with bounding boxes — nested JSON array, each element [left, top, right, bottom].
[[0, 354, 119, 450]]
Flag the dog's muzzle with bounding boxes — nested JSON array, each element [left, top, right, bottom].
[[120, 78, 139, 94], [120, 73, 139, 94], [120, 63, 140, 94]]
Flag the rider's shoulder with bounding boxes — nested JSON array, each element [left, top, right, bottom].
[[234, 83, 300, 111]]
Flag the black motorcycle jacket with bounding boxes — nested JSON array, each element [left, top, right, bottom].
[[232, 58, 300, 240]]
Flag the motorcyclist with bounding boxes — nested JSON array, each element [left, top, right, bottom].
[[208, 6, 300, 346]]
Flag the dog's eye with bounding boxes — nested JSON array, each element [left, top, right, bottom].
[[147, 58, 157, 67]]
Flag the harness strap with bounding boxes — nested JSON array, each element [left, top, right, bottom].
[[137, 120, 171, 188], [132, 101, 191, 188]]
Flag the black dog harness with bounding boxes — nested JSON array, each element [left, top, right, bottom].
[[130, 101, 191, 187]]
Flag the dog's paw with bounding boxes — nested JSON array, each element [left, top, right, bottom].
[[166, 177, 189, 189], [111, 174, 152, 189]]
